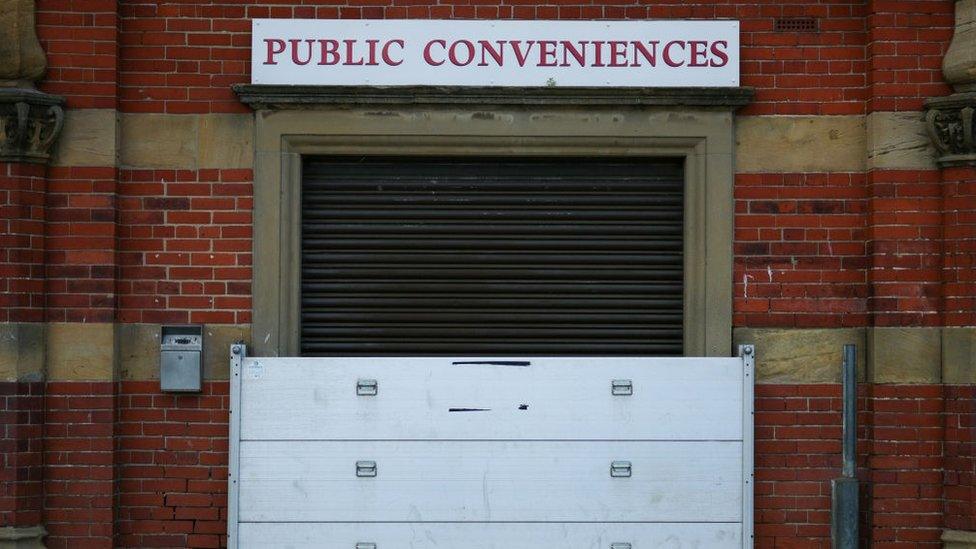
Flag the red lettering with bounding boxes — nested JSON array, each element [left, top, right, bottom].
[[663, 40, 686, 67], [630, 41, 658, 67], [449, 40, 475, 66], [538, 41, 557, 67], [382, 40, 404, 66], [591, 41, 606, 67], [709, 41, 729, 67], [264, 38, 286, 65], [366, 39, 380, 66], [289, 39, 314, 65], [608, 41, 628, 67], [688, 41, 708, 67], [509, 40, 536, 67], [560, 41, 587, 67], [343, 39, 364, 66], [424, 40, 446, 66], [478, 40, 504, 67], [318, 39, 339, 65]]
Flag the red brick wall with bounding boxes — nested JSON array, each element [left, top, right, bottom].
[[866, 0, 954, 113], [0, 163, 47, 323], [117, 169, 252, 324], [0, 382, 45, 529], [43, 382, 115, 548], [944, 385, 975, 533], [864, 385, 946, 547], [734, 173, 869, 328], [116, 381, 229, 549], [866, 169, 945, 327], [45, 167, 118, 323], [943, 167, 976, 326], [28, 0, 960, 326], [754, 385, 846, 547], [101, 1, 875, 115], [11, 1, 971, 548], [35, 0, 119, 110]]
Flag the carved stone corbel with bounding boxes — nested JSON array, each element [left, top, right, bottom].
[[0, 0, 65, 164], [924, 0, 976, 167], [925, 93, 976, 167], [0, 87, 64, 163]]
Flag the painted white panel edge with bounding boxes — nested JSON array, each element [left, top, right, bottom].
[[240, 357, 744, 441], [739, 344, 755, 549], [227, 345, 245, 549], [239, 522, 743, 549], [238, 440, 742, 522]]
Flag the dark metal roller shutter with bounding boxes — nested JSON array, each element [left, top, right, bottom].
[[301, 156, 684, 356]]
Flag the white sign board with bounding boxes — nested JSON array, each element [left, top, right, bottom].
[[251, 19, 740, 87]]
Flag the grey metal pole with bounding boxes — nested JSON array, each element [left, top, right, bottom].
[[841, 343, 857, 479], [831, 344, 859, 549]]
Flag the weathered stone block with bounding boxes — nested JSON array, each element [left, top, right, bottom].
[[867, 328, 942, 384], [0, 323, 44, 382], [0, 525, 47, 549], [943, 327, 976, 385], [732, 328, 866, 384], [45, 323, 116, 381], [735, 115, 865, 173], [50, 109, 117, 167], [944, 529, 976, 549]]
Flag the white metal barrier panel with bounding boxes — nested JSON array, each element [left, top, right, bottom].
[[227, 347, 755, 549]]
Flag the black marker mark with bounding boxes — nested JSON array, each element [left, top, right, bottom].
[[518, 404, 529, 410], [448, 408, 492, 412], [452, 361, 531, 367]]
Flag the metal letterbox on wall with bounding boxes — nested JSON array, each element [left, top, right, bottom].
[[160, 325, 203, 392]]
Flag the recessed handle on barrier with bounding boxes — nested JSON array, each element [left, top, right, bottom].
[[610, 461, 632, 478], [357, 379, 378, 396], [610, 544, 632, 549], [611, 379, 633, 396], [355, 544, 377, 549], [356, 460, 377, 477]]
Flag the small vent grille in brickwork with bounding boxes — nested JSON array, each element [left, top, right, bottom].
[[774, 17, 819, 33]]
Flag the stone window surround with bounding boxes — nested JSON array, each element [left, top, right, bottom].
[[236, 85, 753, 358]]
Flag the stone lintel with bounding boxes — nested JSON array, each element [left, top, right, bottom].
[[234, 84, 755, 110]]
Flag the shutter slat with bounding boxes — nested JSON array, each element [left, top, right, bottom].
[[301, 156, 683, 356]]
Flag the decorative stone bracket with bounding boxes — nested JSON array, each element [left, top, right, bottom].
[[925, 93, 976, 167], [0, 87, 64, 164], [925, 0, 976, 167]]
